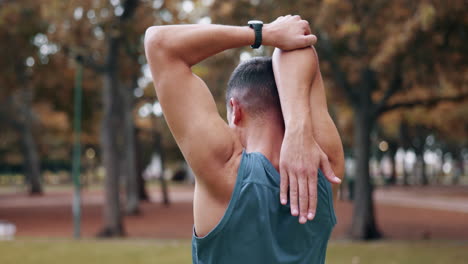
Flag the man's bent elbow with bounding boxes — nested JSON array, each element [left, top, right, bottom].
[[144, 26, 169, 57], [331, 146, 345, 180]]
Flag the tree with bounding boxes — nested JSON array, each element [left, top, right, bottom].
[[88, 0, 140, 236], [45, 0, 144, 236], [313, 0, 467, 239], [0, 1, 45, 195], [44, 0, 196, 235]]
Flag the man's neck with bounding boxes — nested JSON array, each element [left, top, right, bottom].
[[244, 116, 284, 171]]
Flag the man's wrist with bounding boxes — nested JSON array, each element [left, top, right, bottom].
[[284, 116, 313, 135], [261, 24, 274, 47]]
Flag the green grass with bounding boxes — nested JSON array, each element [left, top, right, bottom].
[[326, 241, 468, 264], [0, 239, 467, 264], [0, 239, 191, 264]]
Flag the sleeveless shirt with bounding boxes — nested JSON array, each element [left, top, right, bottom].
[[192, 151, 336, 264]]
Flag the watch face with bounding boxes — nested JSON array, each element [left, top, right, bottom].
[[248, 20, 263, 25]]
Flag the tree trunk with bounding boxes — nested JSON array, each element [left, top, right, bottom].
[[419, 153, 428, 185], [349, 73, 381, 240], [137, 169, 149, 201], [453, 157, 463, 185], [155, 131, 169, 206], [349, 108, 382, 240], [414, 126, 428, 185], [399, 120, 411, 185], [135, 128, 149, 201], [20, 122, 42, 195], [122, 81, 139, 215], [387, 141, 398, 185], [451, 148, 463, 185], [402, 160, 410, 185], [98, 37, 124, 237], [18, 89, 42, 195]]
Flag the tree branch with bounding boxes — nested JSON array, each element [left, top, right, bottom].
[[78, 54, 106, 73], [378, 92, 468, 115], [63, 46, 106, 73], [360, 0, 390, 29], [120, 0, 139, 21], [374, 58, 403, 116], [370, 3, 428, 70], [317, 30, 358, 105]]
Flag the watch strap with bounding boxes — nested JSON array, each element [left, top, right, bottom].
[[249, 23, 263, 49]]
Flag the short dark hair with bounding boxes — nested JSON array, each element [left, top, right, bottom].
[[226, 57, 281, 116]]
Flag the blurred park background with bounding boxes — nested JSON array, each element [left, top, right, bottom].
[[0, 0, 467, 263]]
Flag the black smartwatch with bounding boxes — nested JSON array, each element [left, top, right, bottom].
[[248, 20, 263, 49]]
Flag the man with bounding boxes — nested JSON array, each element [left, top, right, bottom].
[[145, 15, 344, 264]]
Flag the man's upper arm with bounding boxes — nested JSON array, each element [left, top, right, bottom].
[[145, 39, 240, 191]]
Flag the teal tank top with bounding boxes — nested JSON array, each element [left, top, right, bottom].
[[192, 151, 337, 264]]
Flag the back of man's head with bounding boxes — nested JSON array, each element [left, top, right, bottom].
[[226, 57, 281, 117]]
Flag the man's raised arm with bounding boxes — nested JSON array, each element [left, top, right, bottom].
[[273, 47, 344, 223], [144, 16, 316, 199]]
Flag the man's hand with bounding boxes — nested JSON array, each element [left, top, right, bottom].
[[280, 129, 341, 224], [263, 15, 317, 50]]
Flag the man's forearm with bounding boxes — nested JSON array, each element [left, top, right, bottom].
[[145, 24, 256, 67], [272, 47, 317, 133], [273, 47, 344, 178]]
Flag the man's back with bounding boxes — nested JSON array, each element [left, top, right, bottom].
[[192, 151, 336, 264]]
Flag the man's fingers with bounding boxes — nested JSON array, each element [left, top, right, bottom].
[[279, 165, 289, 205], [298, 173, 308, 224], [321, 155, 341, 184], [301, 20, 311, 35], [308, 171, 318, 220], [303, 34, 317, 46], [289, 173, 299, 217]]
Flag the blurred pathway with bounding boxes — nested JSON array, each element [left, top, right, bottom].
[[0, 185, 194, 209], [374, 188, 468, 213], [2, 185, 468, 213], [1, 185, 468, 240]]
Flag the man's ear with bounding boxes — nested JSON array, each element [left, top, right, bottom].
[[229, 98, 242, 126]]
